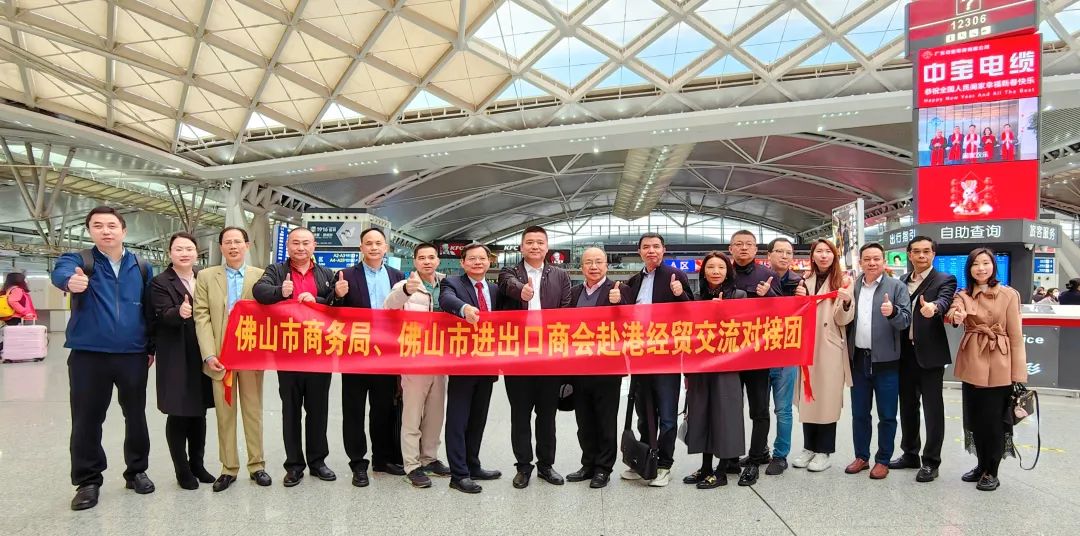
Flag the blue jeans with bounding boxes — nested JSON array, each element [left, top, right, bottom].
[[769, 367, 797, 459], [850, 353, 900, 465]]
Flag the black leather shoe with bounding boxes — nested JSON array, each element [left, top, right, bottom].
[[311, 466, 337, 481], [888, 455, 921, 470], [512, 470, 531, 489], [566, 467, 595, 483], [976, 474, 1000, 491], [683, 469, 707, 484], [250, 470, 272, 487], [737, 465, 759, 487], [176, 472, 199, 490], [723, 459, 742, 475], [70, 485, 99, 511], [212, 474, 236, 492], [471, 468, 502, 480], [450, 477, 482, 494], [191, 465, 216, 484], [126, 473, 155, 494], [537, 467, 564, 485], [372, 463, 406, 476], [352, 470, 369, 488], [765, 457, 788, 476], [407, 468, 432, 488], [422, 460, 451, 477], [283, 470, 303, 487], [916, 465, 939, 483], [961, 466, 984, 483], [589, 472, 610, 489]]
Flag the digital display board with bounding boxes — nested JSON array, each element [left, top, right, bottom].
[[314, 251, 361, 269], [916, 160, 1038, 223], [916, 97, 1038, 166], [906, 0, 1038, 55], [1033, 256, 1055, 274], [933, 252, 1011, 290], [914, 32, 1040, 107]]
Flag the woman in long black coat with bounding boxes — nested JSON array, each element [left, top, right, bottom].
[[682, 251, 746, 489], [148, 232, 214, 490]]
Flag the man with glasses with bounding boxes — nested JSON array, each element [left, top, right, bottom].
[[763, 238, 801, 476], [728, 230, 781, 486]]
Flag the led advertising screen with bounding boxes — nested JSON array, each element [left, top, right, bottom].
[[916, 160, 1038, 223], [906, 0, 1038, 57], [933, 252, 1011, 291], [917, 97, 1038, 166], [915, 32, 1040, 107]]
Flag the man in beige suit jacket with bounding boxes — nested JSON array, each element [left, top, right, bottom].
[[193, 227, 271, 492]]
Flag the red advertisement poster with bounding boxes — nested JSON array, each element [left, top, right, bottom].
[[435, 241, 470, 258], [916, 32, 1040, 107], [916, 160, 1038, 223], [906, 0, 1038, 55], [546, 250, 571, 265]]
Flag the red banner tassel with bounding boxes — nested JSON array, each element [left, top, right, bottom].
[[223, 369, 234, 406], [801, 365, 814, 402]]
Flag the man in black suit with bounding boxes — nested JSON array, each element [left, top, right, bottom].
[[565, 247, 626, 489], [439, 243, 503, 493], [497, 225, 572, 489], [252, 227, 338, 487], [333, 228, 406, 487], [620, 232, 693, 488], [889, 236, 957, 482]]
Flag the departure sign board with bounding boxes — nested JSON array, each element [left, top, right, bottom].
[[906, 0, 1038, 56]]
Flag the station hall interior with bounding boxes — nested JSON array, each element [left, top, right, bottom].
[[3, 0, 1080, 535]]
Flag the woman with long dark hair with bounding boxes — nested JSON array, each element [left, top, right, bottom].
[[148, 232, 214, 489], [1, 272, 37, 325], [946, 247, 1027, 491], [681, 251, 746, 489], [791, 239, 855, 472]]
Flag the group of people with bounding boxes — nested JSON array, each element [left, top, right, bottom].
[[930, 124, 1017, 165], [50, 205, 1029, 512]]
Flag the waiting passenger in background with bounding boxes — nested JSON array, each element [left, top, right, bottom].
[[1038, 288, 1059, 304], [148, 232, 214, 491], [682, 251, 746, 490], [947, 248, 1027, 492], [1058, 279, 1080, 305], [1, 272, 37, 326], [792, 239, 854, 473]]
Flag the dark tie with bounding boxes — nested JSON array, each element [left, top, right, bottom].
[[475, 282, 489, 312]]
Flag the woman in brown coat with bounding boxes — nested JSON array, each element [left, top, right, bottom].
[[946, 247, 1027, 491], [792, 239, 854, 472]]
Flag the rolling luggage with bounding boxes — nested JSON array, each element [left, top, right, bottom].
[[1, 321, 48, 363]]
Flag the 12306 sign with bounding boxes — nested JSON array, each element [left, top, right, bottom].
[[906, 0, 1039, 55], [916, 32, 1040, 107]]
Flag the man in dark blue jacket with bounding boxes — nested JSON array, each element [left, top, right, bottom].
[[51, 206, 156, 511]]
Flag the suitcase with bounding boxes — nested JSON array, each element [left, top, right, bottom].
[[1, 321, 48, 363]]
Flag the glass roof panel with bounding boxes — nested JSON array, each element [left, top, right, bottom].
[[696, 0, 771, 37], [246, 113, 283, 131], [806, 0, 865, 24], [596, 66, 648, 89], [584, 0, 668, 46], [321, 102, 362, 122], [475, 1, 554, 59], [178, 123, 215, 141], [1060, 5, 1080, 36], [742, 9, 821, 64], [637, 22, 713, 77], [404, 90, 451, 112], [496, 78, 548, 101], [1039, 21, 1060, 41], [533, 37, 608, 87], [552, 0, 588, 15], [847, 0, 907, 55], [697, 55, 751, 77], [799, 41, 856, 67]]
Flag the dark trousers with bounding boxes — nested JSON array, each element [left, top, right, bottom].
[[632, 373, 680, 470], [850, 350, 900, 465], [278, 371, 331, 473], [962, 382, 1012, 477], [572, 376, 622, 474], [445, 376, 494, 480], [165, 415, 207, 476], [898, 340, 946, 467], [68, 351, 150, 488], [342, 373, 402, 472], [803, 422, 837, 454], [740, 368, 772, 463], [504, 375, 561, 472]]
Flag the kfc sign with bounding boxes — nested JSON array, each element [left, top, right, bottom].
[[916, 160, 1038, 223], [906, 0, 1038, 55], [916, 33, 1040, 107]]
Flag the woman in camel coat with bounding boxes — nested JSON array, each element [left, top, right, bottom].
[[793, 239, 855, 472]]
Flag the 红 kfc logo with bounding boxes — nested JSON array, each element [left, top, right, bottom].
[[957, 0, 982, 14]]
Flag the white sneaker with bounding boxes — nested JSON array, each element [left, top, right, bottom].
[[791, 449, 815, 469], [807, 453, 831, 472], [621, 469, 642, 480], [648, 468, 671, 487]]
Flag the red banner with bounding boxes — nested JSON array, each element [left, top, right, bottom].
[[915, 33, 1040, 107], [219, 296, 826, 376]]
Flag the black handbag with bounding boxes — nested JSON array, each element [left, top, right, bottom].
[[1005, 383, 1040, 470], [620, 377, 659, 480], [557, 382, 575, 412]]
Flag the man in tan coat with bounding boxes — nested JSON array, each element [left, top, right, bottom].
[[193, 226, 271, 492]]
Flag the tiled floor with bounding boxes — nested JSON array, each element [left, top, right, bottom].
[[2, 335, 1078, 536]]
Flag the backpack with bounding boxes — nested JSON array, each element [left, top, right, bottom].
[[70, 249, 151, 309], [0, 293, 13, 319]]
